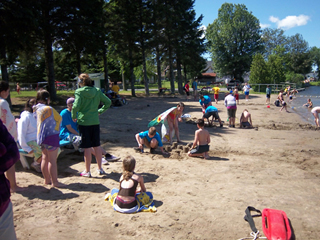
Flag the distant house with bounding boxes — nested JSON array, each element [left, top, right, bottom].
[[196, 61, 217, 84]]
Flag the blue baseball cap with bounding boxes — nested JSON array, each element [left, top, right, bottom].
[[229, 90, 233, 94]]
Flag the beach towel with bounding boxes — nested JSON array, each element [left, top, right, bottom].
[[148, 107, 176, 142], [104, 188, 157, 214], [34, 103, 61, 146]]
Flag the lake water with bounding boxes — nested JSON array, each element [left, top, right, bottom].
[[285, 85, 320, 125]]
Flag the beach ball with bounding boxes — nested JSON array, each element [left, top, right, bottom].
[[267, 105, 270, 108]]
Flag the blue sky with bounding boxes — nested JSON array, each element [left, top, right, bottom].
[[194, 0, 320, 59]]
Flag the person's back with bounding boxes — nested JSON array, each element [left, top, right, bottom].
[[224, 94, 236, 108], [196, 128, 210, 146], [73, 86, 111, 126]]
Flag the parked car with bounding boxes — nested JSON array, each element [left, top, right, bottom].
[[227, 80, 242, 91]]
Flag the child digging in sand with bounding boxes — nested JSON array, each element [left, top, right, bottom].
[[188, 119, 210, 159]]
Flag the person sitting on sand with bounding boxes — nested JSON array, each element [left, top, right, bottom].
[[60, 97, 119, 164], [311, 106, 320, 128], [17, 98, 42, 172], [240, 109, 253, 128], [115, 156, 146, 211], [202, 106, 223, 127], [188, 119, 210, 159], [134, 127, 167, 155], [303, 99, 313, 108]]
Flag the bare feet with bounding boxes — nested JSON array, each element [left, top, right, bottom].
[[51, 182, 67, 188], [10, 186, 26, 193]]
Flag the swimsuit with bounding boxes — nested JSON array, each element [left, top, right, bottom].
[[116, 178, 138, 209], [190, 144, 209, 154]]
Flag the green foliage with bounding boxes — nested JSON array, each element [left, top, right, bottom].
[[285, 72, 304, 87], [310, 46, 320, 78], [249, 53, 268, 91], [267, 54, 286, 84], [286, 34, 312, 75], [206, 3, 263, 79]]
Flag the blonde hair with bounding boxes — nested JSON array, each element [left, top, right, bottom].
[[122, 156, 136, 181]]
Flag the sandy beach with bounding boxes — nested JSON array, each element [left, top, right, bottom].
[[10, 93, 320, 239]]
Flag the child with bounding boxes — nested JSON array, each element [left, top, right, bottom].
[[188, 119, 211, 159], [234, 87, 239, 105], [134, 126, 167, 155], [212, 85, 220, 104], [114, 156, 146, 211], [34, 90, 66, 188], [303, 99, 313, 108], [167, 102, 184, 143], [17, 98, 42, 172], [199, 95, 212, 113], [0, 81, 22, 192], [240, 109, 253, 128], [203, 105, 223, 127], [184, 81, 190, 101]]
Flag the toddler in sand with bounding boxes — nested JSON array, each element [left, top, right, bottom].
[[188, 119, 211, 159], [240, 109, 253, 128]]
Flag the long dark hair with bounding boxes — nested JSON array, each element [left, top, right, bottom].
[[0, 81, 9, 93]]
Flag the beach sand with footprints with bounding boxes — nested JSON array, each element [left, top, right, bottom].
[[10, 93, 320, 239]]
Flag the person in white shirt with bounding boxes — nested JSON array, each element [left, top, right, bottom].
[[17, 98, 42, 172]]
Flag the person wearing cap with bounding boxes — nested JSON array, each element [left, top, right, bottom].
[[224, 91, 237, 128], [60, 97, 119, 165]]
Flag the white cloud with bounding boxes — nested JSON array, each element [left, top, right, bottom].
[[269, 14, 310, 30], [260, 23, 270, 29]]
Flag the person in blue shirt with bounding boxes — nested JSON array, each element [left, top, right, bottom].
[[134, 127, 167, 155], [203, 106, 223, 127], [60, 97, 119, 165], [199, 95, 212, 113]]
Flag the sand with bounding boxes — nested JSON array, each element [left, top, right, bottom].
[[10, 93, 320, 239]]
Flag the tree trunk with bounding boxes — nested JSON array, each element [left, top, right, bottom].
[[129, 48, 136, 97], [42, 6, 56, 101], [103, 44, 109, 91], [156, 45, 162, 89], [142, 47, 149, 96], [176, 57, 183, 94], [168, 45, 175, 94], [43, 33, 56, 101]]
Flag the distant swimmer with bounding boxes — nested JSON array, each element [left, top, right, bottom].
[[303, 99, 313, 108]]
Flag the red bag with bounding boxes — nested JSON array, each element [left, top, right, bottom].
[[244, 206, 293, 240], [262, 208, 292, 240]]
